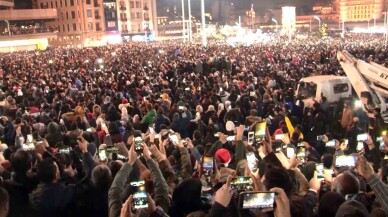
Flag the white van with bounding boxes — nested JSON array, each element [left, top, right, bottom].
[[296, 75, 352, 108]]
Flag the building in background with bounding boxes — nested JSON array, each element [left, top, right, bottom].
[[103, 0, 118, 32], [0, 0, 14, 9], [335, 0, 384, 22], [117, 0, 157, 40], [211, 1, 236, 25], [36, 0, 106, 48], [0, 0, 58, 52]]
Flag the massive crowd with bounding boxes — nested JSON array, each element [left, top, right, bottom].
[[0, 32, 386, 217]]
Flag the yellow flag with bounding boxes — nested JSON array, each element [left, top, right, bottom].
[[285, 116, 304, 139]]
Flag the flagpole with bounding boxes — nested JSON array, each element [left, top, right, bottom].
[[251, 4, 254, 29]]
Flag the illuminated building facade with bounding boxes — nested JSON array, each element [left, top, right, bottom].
[[0, 0, 58, 52], [336, 0, 384, 21], [36, 0, 106, 48], [117, 0, 157, 36]]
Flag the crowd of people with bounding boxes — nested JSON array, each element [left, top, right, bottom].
[[0, 32, 386, 217], [1, 25, 56, 36]]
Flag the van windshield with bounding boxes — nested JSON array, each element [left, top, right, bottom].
[[298, 82, 317, 99]]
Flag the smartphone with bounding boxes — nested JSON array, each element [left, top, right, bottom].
[[134, 137, 143, 151], [86, 128, 92, 132], [202, 156, 214, 176], [335, 155, 358, 167], [357, 134, 368, 142], [101, 122, 107, 129], [326, 140, 336, 147], [178, 106, 184, 110], [227, 135, 235, 141], [22, 143, 35, 151], [296, 147, 306, 162], [246, 152, 257, 172], [185, 87, 190, 91], [250, 91, 255, 97], [356, 141, 364, 152], [220, 87, 223, 92], [231, 176, 253, 191], [286, 147, 295, 159], [316, 163, 324, 181], [98, 149, 107, 161], [26, 134, 33, 144], [275, 134, 284, 140], [377, 137, 385, 150], [130, 180, 148, 211], [149, 127, 155, 134], [58, 146, 71, 155], [169, 134, 179, 145], [248, 132, 254, 145], [317, 135, 325, 141], [60, 119, 64, 124], [254, 122, 267, 142], [239, 192, 276, 209], [214, 132, 219, 137]]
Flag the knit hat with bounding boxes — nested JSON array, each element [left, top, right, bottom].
[[215, 149, 231, 164], [335, 200, 369, 217]]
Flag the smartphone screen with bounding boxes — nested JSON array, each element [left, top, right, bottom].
[[240, 192, 276, 209], [377, 137, 385, 150], [58, 146, 71, 155], [356, 141, 363, 152], [86, 128, 92, 132], [227, 135, 235, 141], [26, 134, 33, 144], [316, 163, 324, 181], [246, 152, 257, 172], [286, 147, 295, 159], [326, 140, 336, 147], [101, 122, 107, 129], [231, 176, 253, 191], [178, 106, 184, 110], [130, 181, 148, 210], [296, 147, 306, 163], [99, 149, 107, 161], [317, 135, 325, 141], [254, 122, 267, 141], [134, 137, 143, 151], [275, 134, 284, 140], [202, 156, 214, 176], [335, 155, 357, 167], [169, 134, 179, 145], [357, 134, 368, 142], [248, 132, 254, 145], [22, 143, 35, 151]]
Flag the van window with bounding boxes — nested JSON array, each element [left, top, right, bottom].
[[333, 83, 349, 94], [298, 82, 317, 99]]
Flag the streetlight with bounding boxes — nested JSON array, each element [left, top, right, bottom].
[[272, 18, 278, 32], [188, 0, 192, 41], [313, 16, 321, 29], [181, 0, 186, 41], [200, 0, 206, 47]]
